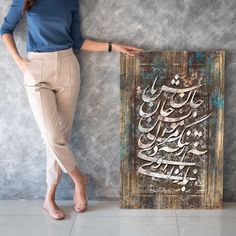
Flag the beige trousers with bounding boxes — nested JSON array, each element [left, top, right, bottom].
[[23, 47, 81, 186]]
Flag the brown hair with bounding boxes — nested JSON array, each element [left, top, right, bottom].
[[22, 0, 35, 16]]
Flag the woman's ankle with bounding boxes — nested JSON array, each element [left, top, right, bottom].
[[44, 196, 56, 202]]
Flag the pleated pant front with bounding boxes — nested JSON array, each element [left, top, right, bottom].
[[23, 47, 81, 186]]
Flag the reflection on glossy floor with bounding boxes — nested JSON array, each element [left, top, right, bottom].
[[0, 201, 235, 236]]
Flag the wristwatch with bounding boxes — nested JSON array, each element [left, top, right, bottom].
[[108, 41, 112, 52]]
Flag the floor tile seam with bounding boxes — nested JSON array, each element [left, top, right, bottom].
[[69, 213, 77, 236]]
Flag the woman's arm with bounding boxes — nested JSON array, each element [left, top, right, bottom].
[[1, 34, 29, 72], [81, 39, 144, 56], [71, 1, 143, 56], [0, 0, 29, 73]]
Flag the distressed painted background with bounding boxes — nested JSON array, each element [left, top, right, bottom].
[[0, 0, 235, 201], [120, 51, 225, 209]]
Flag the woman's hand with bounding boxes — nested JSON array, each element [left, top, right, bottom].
[[112, 43, 144, 56], [15, 56, 30, 73]]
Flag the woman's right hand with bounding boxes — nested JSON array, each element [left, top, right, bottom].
[[16, 56, 30, 73]]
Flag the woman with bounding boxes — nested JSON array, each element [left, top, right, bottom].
[[0, 0, 143, 220], [1, 0, 143, 219]]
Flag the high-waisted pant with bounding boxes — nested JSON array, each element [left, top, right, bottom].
[[23, 47, 81, 186]]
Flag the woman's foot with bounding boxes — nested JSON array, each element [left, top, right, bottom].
[[73, 173, 89, 213], [43, 200, 65, 220]]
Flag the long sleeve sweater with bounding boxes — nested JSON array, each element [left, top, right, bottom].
[[0, 0, 85, 52]]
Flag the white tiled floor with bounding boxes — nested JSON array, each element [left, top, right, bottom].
[[0, 200, 235, 236]]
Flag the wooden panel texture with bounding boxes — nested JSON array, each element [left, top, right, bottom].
[[120, 51, 225, 209]]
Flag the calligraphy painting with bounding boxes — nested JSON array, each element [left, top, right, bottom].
[[120, 51, 225, 209]]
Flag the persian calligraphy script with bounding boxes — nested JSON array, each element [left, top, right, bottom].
[[136, 72, 212, 192]]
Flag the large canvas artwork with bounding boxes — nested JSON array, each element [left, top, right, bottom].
[[120, 51, 225, 209]]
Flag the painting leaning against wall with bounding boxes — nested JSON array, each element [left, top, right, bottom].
[[120, 51, 225, 209]]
